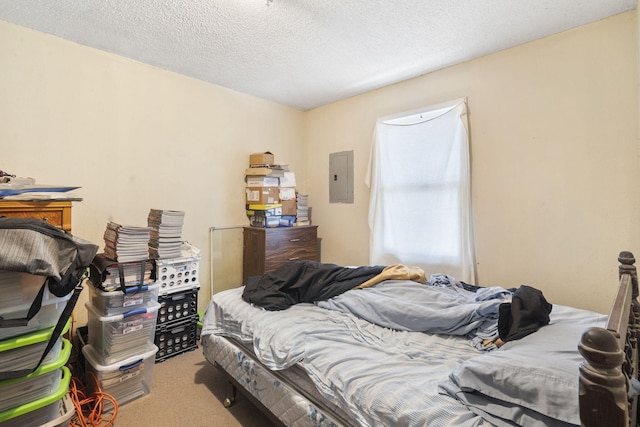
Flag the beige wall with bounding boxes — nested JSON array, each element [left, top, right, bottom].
[[304, 11, 639, 313], [0, 11, 638, 322], [0, 20, 305, 325]]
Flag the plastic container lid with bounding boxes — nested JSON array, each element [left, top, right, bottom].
[[90, 282, 160, 296], [0, 319, 71, 353], [82, 341, 158, 371], [0, 338, 71, 387], [0, 366, 71, 423], [0, 318, 71, 373], [85, 301, 161, 322]]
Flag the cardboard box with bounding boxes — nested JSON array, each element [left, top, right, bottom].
[[246, 176, 280, 187], [249, 152, 275, 166], [279, 216, 296, 227], [279, 171, 296, 188], [279, 187, 296, 201], [246, 203, 283, 228], [245, 167, 285, 177], [246, 204, 283, 216], [248, 215, 281, 228], [246, 187, 279, 204], [281, 199, 297, 216]]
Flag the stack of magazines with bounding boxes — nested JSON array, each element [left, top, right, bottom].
[[147, 209, 185, 259], [103, 221, 152, 263], [296, 194, 311, 226]]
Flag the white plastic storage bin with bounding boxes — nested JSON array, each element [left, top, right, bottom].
[[0, 271, 71, 341], [0, 271, 46, 311], [88, 282, 160, 316], [86, 302, 160, 365], [40, 393, 74, 427], [0, 319, 70, 373], [82, 342, 158, 408], [155, 243, 200, 295], [0, 367, 71, 427], [0, 339, 71, 413]]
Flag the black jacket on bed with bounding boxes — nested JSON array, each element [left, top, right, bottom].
[[242, 260, 385, 310], [497, 285, 553, 342]]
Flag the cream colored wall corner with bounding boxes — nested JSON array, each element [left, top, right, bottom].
[[0, 20, 305, 326], [304, 11, 640, 314]]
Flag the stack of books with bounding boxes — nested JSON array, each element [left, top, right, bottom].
[[296, 194, 311, 226], [103, 221, 151, 263], [147, 209, 185, 259]]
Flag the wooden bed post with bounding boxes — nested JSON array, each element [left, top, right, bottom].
[[578, 326, 628, 426], [578, 251, 639, 427], [620, 251, 640, 426]]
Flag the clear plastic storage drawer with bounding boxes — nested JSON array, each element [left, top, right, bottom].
[[88, 283, 160, 316], [86, 302, 160, 365]]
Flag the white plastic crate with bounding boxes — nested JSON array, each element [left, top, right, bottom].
[[0, 271, 72, 341], [0, 367, 71, 427], [86, 302, 160, 365], [0, 339, 70, 413], [155, 243, 200, 295], [82, 342, 158, 408], [88, 282, 160, 316]]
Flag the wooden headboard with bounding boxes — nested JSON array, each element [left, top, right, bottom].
[[579, 251, 640, 427]]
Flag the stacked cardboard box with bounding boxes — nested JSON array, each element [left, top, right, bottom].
[[246, 203, 283, 228], [245, 151, 302, 227], [279, 171, 297, 224]]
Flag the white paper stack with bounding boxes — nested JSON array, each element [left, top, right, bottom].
[[296, 194, 311, 226], [147, 209, 185, 259], [103, 222, 152, 263]]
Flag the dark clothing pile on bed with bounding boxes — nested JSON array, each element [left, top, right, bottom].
[[242, 260, 385, 310], [243, 260, 552, 344], [498, 285, 552, 342]]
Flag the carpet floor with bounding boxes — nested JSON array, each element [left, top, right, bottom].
[[109, 346, 276, 427]]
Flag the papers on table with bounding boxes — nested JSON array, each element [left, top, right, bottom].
[[0, 184, 81, 200]]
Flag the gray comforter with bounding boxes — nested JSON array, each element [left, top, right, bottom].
[[316, 276, 512, 350]]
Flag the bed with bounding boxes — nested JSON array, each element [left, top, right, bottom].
[[201, 251, 639, 427]]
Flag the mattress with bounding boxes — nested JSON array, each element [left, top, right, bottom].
[[202, 284, 606, 427], [201, 286, 491, 427], [202, 334, 353, 427]]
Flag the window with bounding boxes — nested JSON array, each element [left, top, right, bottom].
[[367, 98, 476, 283]]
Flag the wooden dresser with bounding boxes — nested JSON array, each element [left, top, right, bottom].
[[0, 200, 73, 232], [243, 226, 319, 284]]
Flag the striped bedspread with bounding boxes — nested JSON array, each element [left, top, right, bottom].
[[202, 285, 491, 426]]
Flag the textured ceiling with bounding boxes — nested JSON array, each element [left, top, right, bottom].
[[0, 0, 636, 111]]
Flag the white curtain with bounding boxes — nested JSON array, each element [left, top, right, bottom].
[[366, 98, 476, 283]]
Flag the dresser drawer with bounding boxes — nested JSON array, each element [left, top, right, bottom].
[[0, 201, 72, 232], [264, 227, 317, 270], [243, 226, 319, 283], [265, 246, 318, 271], [264, 227, 317, 252]]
